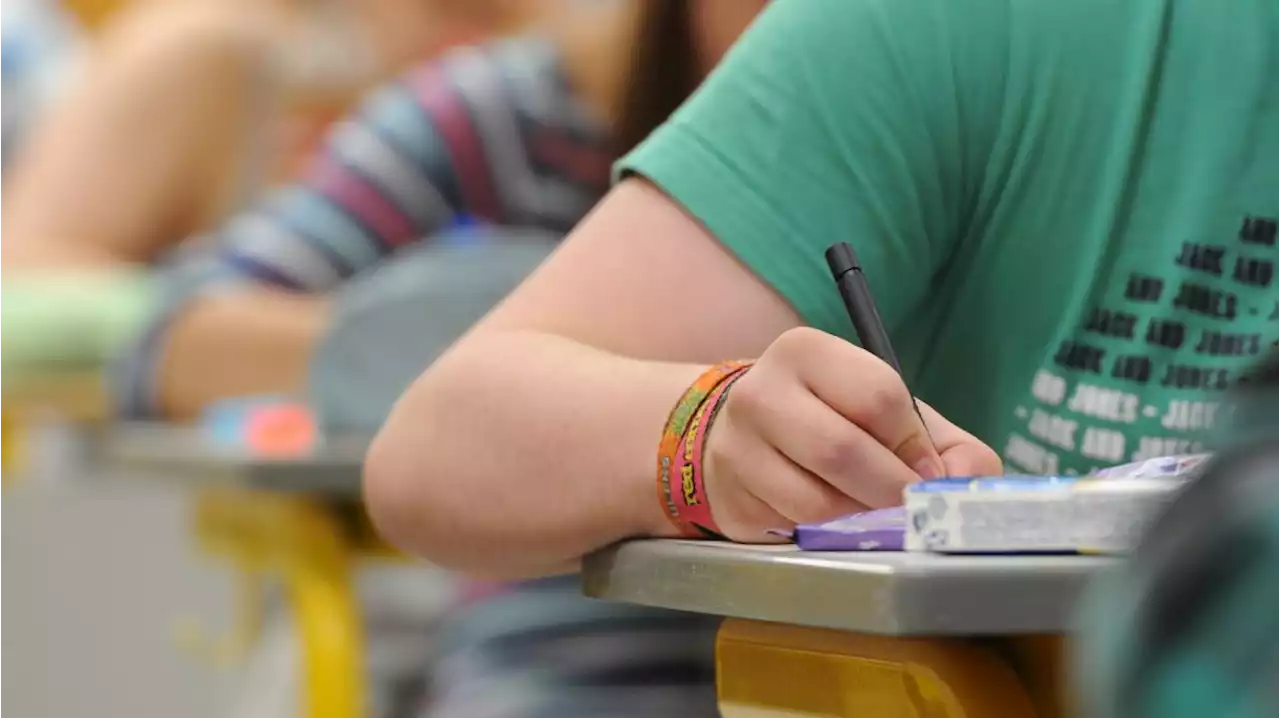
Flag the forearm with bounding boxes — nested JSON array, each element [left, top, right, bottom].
[[154, 290, 330, 419], [364, 329, 704, 579]]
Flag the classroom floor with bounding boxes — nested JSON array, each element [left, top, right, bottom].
[[3, 476, 240, 718]]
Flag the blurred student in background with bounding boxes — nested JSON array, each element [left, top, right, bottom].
[[2, 0, 534, 269], [92, 1, 763, 716], [112, 0, 765, 424]]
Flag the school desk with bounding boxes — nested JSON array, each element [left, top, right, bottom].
[[1, 370, 108, 481], [101, 423, 382, 718], [583, 540, 1116, 718], [99, 422, 1117, 718]]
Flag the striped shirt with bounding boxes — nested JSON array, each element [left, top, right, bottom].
[[117, 36, 723, 718], [116, 36, 612, 416]]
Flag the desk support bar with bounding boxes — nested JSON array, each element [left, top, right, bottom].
[[194, 490, 367, 718], [284, 506, 365, 718]]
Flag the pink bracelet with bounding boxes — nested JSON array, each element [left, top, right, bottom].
[[670, 367, 749, 536]]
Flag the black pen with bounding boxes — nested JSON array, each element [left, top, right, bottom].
[[825, 242, 933, 442]]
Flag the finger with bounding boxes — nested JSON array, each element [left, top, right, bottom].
[[941, 442, 1004, 477], [750, 388, 923, 508], [730, 489, 793, 544], [784, 329, 944, 479], [743, 440, 869, 524], [704, 433, 794, 542], [917, 402, 1004, 476]]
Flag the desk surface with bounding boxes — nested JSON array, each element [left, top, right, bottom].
[[2, 370, 109, 422], [99, 424, 367, 496], [102, 423, 1114, 635], [583, 539, 1115, 636]]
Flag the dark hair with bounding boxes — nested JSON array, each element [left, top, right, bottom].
[[611, 0, 702, 157]]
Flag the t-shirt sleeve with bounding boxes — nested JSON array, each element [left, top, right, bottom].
[[618, 0, 1008, 339]]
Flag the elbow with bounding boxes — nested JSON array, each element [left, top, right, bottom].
[[363, 415, 455, 567], [364, 423, 563, 580], [362, 343, 580, 580], [362, 378, 504, 575]]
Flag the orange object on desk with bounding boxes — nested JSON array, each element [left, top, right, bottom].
[[246, 404, 318, 456]]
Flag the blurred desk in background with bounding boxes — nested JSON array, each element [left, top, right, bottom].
[[102, 423, 368, 496], [2, 369, 108, 479], [584, 540, 1115, 718], [98, 423, 382, 718], [2, 369, 108, 421]]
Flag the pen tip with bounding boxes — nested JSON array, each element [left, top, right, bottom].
[[825, 242, 861, 276]]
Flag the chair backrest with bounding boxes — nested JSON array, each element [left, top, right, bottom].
[[308, 227, 559, 434]]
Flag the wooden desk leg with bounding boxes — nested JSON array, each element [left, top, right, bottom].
[[716, 619, 1043, 718], [194, 492, 367, 718]]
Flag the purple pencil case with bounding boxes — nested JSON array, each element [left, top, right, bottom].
[[791, 507, 906, 551]]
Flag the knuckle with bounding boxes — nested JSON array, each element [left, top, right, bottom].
[[811, 431, 864, 480], [770, 326, 824, 362], [856, 381, 911, 422], [724, 373, 768, 418], [786, 325, 827, 343], [860, 353, 906, 388]]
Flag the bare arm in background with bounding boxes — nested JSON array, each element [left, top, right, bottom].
[[137, 17, 611, 418], [2, 2, 288, 268], [0, 1, 326, 418], [151, 290, 328, 419], [0, 0, 519, 270]]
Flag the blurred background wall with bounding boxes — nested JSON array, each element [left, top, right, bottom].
[[4, 475, 239, 718]]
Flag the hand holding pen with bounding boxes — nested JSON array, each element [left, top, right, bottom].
[[688, 244, 1002, 542]]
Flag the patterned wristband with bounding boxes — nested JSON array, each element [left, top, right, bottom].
[[657, 361, 752, 536], [671, 368, 748, 536]]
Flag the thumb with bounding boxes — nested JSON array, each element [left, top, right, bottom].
[[895, 431, 947, 480], [940, 442, 1004, 477], [916, 401, 1003, 478]]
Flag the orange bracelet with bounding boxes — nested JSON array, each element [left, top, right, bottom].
[[657, 361, 752, 536], [673, 368, 747, 536]]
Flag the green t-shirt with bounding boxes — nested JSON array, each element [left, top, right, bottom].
[[621, 0, 1278, 475]]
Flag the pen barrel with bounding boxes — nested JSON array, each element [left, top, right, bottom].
[[835, 272, 902, 374]]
